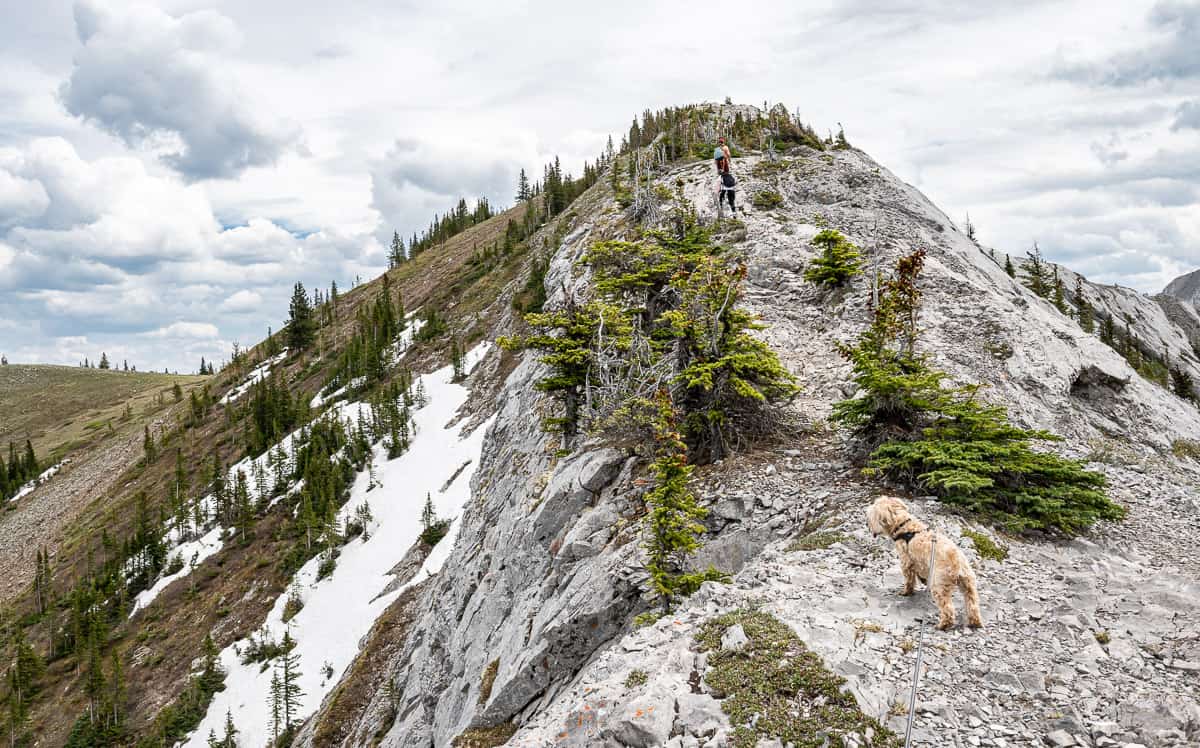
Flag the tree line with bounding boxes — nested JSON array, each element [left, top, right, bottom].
[[0, 440, 39, 502]]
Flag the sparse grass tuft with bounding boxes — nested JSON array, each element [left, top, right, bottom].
[[478, 659, 499, 705], [961, 529, 1008, 562], [624, 669, 648, 688], [786, 531, 848, 552], [1172, 439, 1200, 460], [451, 724, 518, 748], [1094, 630, 1111, 645], [695, 609, 900, 748]]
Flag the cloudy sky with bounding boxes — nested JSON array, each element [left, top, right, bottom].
[[1, 0, 1197, 371]]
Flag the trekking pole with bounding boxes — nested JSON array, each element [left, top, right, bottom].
[[904, 536, 937, 748]]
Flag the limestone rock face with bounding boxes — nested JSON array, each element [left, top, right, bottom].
[[302, 106, 1200, 748]]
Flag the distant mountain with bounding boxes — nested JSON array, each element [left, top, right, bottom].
[[1163, 267, 1200, 307]]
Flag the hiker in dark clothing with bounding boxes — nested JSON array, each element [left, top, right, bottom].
[[719, 170, 737, 213]]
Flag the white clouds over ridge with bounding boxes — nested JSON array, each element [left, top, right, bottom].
[[0, 0, 1197, 371]]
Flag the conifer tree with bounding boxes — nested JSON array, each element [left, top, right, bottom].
[[269, 669, 283, 744], [278, 631, 303, 739], [642, 393, 726, 609], [287, 282, 317, 351], [98, 353, 110, 369], [803, 229, 863, 286], [450, 338, 466, 382], [1074, 276, 1095, 333], [832, 249, 1120, 534], [1100, 314, 1116, 347], [1172, 367, 1195, 401], [1022, 242, 1049, 298], [143, 425, 157, 463], [516, 168, 531, 202], [1052, 268, 1069, 314], [389, 231, 405, 268]]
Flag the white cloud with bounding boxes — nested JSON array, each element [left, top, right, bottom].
[[143, 321, 220, 339], [219, 289, 263, 313], [1, 0, 1197, 369], [59, 0, 300, 180]]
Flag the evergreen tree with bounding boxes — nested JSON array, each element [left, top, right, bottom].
[[1074, 276, 1095, 333], [1100, 314, 1116, 347], [1172, 367, 1195, 401], [832, 249, 1121, 534], [1022, 242, 1049, 298], [450, 337, 466, 382], [388, 231, 405, 268], [642, 393, 726, 609], [99, 353, 110, 370], [803, 229, 863, 286], [23, 440, 37, 477], [143, 425, 157, 463], [287, 282, 317, 351], [278, 632, 303, 739], [516, 168, 531, 201], [269, 669, 283, 744], [1052, 268, 1069, 314]]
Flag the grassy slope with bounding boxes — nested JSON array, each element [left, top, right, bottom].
[[10, 196, 564, 746], [0, 364, 208, 462]]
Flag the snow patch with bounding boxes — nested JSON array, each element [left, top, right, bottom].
[[130, 527, 224, 615], [220, 351, 289, 405], [8, 459, 69, 502], [185, 344, 492, 748]]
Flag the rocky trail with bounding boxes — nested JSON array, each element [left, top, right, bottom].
[[508, 151, 1200, 747], [514, 445, 1200, 748]]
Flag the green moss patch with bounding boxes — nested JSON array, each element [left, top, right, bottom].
[[624, 669, 649, 688], [961, 529, 1008, 562], [695, 610, 899, 748]]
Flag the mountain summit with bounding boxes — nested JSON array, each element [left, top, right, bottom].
[[1163, 268, 1200, 307]]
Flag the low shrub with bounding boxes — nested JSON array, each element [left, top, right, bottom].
[[751, 190, 784, 210]]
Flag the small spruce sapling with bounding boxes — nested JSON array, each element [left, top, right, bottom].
[[803, 229, 863, 286]]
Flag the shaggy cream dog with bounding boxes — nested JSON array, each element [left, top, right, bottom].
[[866, 496, 983, 629]]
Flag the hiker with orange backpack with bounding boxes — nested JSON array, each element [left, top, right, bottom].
[[714, 137, 738, 214]]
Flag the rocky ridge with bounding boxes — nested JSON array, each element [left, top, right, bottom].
[[301, 109, 1200, 748]]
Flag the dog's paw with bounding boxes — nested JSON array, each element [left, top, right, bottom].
[[898, 588, 914, 597], [967, 619, 983, 629], [936, 620, 954, 631]]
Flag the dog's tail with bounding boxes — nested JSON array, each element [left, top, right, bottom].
[[959, 568, 983, 628]]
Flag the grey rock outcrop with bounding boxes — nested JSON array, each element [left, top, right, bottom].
[[302, 105, 1200, 748]]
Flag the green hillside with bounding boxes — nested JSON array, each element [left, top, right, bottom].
[[0, 364, 208, 462]]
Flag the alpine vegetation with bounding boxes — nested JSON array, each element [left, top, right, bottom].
[[832, 249, 1122, 534]]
